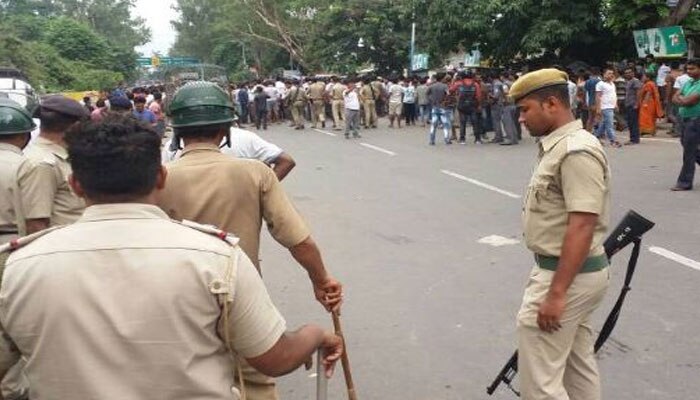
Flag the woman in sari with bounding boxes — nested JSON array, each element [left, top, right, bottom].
[[638, 72, 664, 136]]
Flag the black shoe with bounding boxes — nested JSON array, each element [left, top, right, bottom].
[[500, 141, 513, 146], [670, 185, 691, 191]]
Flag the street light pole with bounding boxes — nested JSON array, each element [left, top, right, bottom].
[[409, 0, 416, 74]]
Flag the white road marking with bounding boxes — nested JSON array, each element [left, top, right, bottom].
[[359, 142, 397, 156], [441, 170, 522, 199], [649, 246, 700, 272], [644, 138, 678, 144], [478, 235, 521, 247], [312, 128, 337, 137]]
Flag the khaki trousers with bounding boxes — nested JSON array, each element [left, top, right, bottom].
[[363, 99, 377, 127], [332, 99, 344, 127], [517, 266, 609, 400], [291, 102, 305, 128], [310, 100, 325, 128]]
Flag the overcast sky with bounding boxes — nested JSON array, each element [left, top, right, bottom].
[[134, 0, 179, 56]]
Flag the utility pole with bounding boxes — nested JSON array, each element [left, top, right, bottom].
[[409, 0, 416, 74]]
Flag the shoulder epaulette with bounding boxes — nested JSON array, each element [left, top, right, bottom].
[[0, 226, 64, 254], [176, 219, 240, 247]]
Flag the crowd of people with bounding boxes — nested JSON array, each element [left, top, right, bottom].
[[0, 82, 344, 399], [225, 54, 688, 149], [0, 49, 698, 400]]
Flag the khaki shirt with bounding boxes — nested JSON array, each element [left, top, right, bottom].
[[157, 144, 310, 269], [332, 83, 347, 100], [308, 82, 326, 101], [0, 204, 286, 400], [523, 120, 610, 257], [0, 144, 26, 238], [19, 137, 85, 225], [287, 86, 307, 104]]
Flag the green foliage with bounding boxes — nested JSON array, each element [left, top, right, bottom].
[[44, 17, 111, 64], [0, 0, 143, 91]]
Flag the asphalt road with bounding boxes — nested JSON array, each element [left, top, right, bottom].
[[245, 118, 699, 400]]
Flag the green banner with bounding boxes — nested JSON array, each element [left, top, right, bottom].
[[136, 57, 201, 67], [633, 26, 687, 58]]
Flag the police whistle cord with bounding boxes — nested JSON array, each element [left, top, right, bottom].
[[332, 311, 359, 400], [487, 210, 655, 396]]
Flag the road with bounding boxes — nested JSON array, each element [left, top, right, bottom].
[[245, 119, 699, 399]]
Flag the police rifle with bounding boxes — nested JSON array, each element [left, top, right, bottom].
[[486, 210, 655, 396]]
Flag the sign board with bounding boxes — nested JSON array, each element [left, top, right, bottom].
[[633, 26, 687, 58], [137, 57, 201, 67], [464, 50, 481, 67], [412, 53, 429, 71]]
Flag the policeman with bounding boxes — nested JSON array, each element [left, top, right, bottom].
[[330, 76, 346, 130], [0, 99, 35, 262], [0, 115, 343, 400], [510, 69, 611, 400], [0, 100, 33, 400], [19, 95, 89, 234], [285, 79, 307, 130], [307, 77, 326, 129], [158, 82, 343, 400], [360, 77, 381, 129]]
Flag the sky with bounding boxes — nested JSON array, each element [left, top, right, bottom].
[[134, 0, 179, 56]]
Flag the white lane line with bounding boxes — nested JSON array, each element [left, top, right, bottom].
[[644, 138, 678, 144], [649, 246, 700, 272], [312, 128, 337, 137], [441, 170, 522, 199], [478, 235, 520, 247], [359, 142, 397, 156]]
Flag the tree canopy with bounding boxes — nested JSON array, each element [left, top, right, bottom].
[[172, 0, 699, 77], [0, 0, 149, 92]]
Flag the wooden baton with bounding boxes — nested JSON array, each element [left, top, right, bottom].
[[332, 311, 358, 400]]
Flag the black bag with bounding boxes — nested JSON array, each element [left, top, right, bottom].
[[457, 82, 478, 112]]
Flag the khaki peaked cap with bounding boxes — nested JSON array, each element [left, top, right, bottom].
[[509, 68, 569, 102]]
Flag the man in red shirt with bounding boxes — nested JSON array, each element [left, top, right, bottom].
[[148, 92, 166, 138]]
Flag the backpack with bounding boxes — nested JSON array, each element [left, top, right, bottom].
[[457, 81, 477, 112]]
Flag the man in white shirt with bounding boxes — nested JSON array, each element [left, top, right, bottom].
[[387, 78, 405, 128], [163, 127, 296, 181], [595, 68, 621, 147], [343, 79, 361, 139]]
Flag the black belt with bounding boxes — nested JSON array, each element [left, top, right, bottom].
[[0, 231, 18, 235]]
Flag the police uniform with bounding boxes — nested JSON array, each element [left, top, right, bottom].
[[359, 81, 379, 128], [0, 98, 36, 281], [0, 204, 286, 400], [307, 81, 326, 128], [160, 83, 311, 400], [19, 96, 88, 228], [511, 69, 611, 400], [331, 82, 347, 129], [287, 84, 307, 129]]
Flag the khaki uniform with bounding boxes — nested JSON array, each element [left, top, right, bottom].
[[287, 86, 307, 128], [360, 82, 381, 128], [518, 120, 610, 400], [307, 82, 326, 128], [0, 204, 286, 400], [331, 83, 347, 128], [157, 143, 311, 400], [0, 143, 25, 269], [19, 137, 85, 226]]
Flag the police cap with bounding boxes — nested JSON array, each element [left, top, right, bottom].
[[508, 68, 569, 102], [37, 95, 89, 119]]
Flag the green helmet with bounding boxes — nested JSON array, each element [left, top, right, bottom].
[[167, 81, 236, 128], [0, 98, 36, 135]]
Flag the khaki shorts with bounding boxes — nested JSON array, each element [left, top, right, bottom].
[[389, 102, 402, 116]]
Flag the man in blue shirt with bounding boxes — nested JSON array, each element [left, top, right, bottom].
[[132, 97, 157, 127], [584, 67, 601, 132]]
